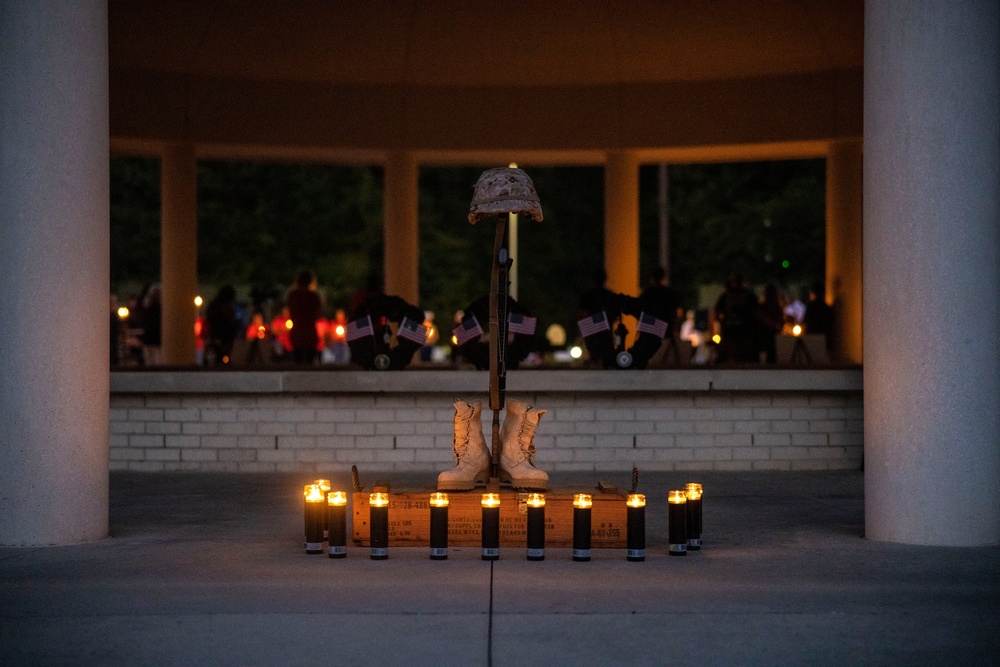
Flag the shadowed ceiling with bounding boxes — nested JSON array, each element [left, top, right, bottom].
[[109, 0, 864, 163]]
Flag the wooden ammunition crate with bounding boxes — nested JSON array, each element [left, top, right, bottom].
[[353, 487, 628, 548]]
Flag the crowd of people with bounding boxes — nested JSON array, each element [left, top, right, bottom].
[[111, 267, 834, 368], [111, 283, 162, 366], [572, 267, 834, 367], [111, 269, 358, 368], [705, 272, 833, 364]]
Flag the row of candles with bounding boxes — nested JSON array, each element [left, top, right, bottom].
[[304, 480, 703, 561]]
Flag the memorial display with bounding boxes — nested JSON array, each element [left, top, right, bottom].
[[297, 168, 707, 561]]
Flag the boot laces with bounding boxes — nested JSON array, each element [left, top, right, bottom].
[[517, 415, 539, 464], [452, 409, 472, 463]]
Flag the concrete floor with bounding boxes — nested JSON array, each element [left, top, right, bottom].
[[2, 470, 998, 666]]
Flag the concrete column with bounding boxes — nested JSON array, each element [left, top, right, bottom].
[[383, 151, 420, 305], [864, 1, 999, 545], [604, 151, 641, 297], [0, 0, 109, 545], [160, 143, 198, 365], [826, 139, 864, 363]]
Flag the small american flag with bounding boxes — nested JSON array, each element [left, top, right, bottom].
[[452, 315, 484, 345], [637, 312, 668, 338], [397, 316, 429, 344], [507, 312, 537, 336], [577, 311, 610, 338], [345, 315, 374, 341]]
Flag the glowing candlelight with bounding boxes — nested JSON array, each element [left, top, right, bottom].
[[573, 494, 593, 562], [429, 492, 449, 560], [481, 493, 500, 560], [668, 490, 688, 556], [303, 484, 324, 554], [526, 493, 545, 561], [369, 491, 389, 560], [626, 493, 646, 562], [326, 490, 347, 558], [685, 483, 703, 550]]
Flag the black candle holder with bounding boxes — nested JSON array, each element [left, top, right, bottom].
[[526, 493, 545, 561], [481, 493, 500, 560], [626, 493, 646, 562], [327, 490, 347, 558], [303, 484, 325, 554], [573, 494, 592, 562], [314, 478, 331, 539], [429, 492, 449, 560], [668, 489, 688, 556], [369, 491, 389, 560], [685, 483, 703, 550]]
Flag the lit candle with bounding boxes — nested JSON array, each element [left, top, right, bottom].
[[526, 493, 545, 561], [429, 492, 449, 560], [626, 493, 646, 562], [668, 489, 688, 556], [303, 484, 325, 554], [369, 491, 389, 560], [573, 494, 592, 562], [314, 479, 331, 539], [327, 490, 347, 559], [481, 493, 500, 561], [685, 483, 703, 551]]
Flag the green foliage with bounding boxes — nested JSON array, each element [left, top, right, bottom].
[[110, 156, 160, 287], [197, 161, 383, 310], [640, 160, 826, 307], [417, 167, 495, 320]]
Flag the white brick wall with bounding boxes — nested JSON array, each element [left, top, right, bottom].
[[109, 389, 863, 474]]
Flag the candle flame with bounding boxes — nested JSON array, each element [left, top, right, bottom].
[[627, 493, 646, 508]]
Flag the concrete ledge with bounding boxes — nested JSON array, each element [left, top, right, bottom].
[[111, 368, 863, 395], [109, 368, 864, 474]]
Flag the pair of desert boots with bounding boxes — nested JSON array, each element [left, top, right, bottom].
[[437, 398, 548, 491]]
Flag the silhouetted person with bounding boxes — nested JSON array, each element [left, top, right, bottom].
[[577, 268, 617, 317], [631, 267, 682, 366], [714, 272, 758, 363], [803, 282, 834, 337], [138, 284, 162, 366], [639, 267, 682, 337], [205, 284, 240, 365], [244, 311, 268, 365], [576, 267, 642, 368], [803, 281, 834, 357], [287, 269, 323, 365], [756, 283, 784, 364]]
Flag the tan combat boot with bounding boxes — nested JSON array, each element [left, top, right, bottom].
[[499, 399, 549, 490], [437, 399, 490, 491]]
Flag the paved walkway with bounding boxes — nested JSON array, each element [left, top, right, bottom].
[[2, 470, 998, 666]]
